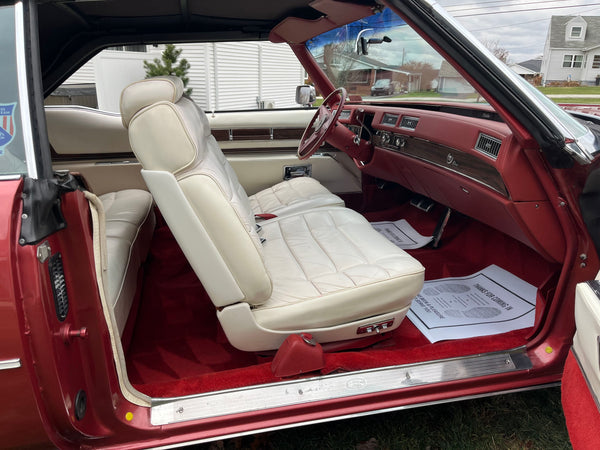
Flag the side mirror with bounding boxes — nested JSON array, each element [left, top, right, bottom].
[[296, 85, 316, 106]]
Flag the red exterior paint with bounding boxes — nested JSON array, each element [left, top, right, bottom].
[[0, 179, 50, 448], [2, 1, 598, 447]]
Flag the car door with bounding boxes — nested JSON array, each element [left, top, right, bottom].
[[562, 278, 600, 449]]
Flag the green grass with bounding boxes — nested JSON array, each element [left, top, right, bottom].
[[553, 98, 600, 104], [393, 91, 442, 98], [538, 86, 600, 95], [197, 387, 570, 449]]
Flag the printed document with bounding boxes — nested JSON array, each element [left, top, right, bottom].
[[407, 265, 537, 343], [371, 219, 433, 249]]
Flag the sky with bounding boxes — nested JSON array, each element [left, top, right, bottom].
[[436, 0, 600, 63]]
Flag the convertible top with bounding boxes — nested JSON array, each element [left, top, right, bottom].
[[35, 0, 375, 92]]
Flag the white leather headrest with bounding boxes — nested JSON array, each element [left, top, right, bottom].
[[120, 76, 184, 128]]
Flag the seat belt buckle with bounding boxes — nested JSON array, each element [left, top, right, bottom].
[[255, 213, 277, 221]]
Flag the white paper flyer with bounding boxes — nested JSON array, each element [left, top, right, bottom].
[[371, 219, 433, 249], [407, 265, 537, 343]]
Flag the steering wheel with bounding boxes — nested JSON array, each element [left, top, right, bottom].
[[298, 87, 346, 160]]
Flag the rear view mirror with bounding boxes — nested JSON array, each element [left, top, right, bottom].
[[296, 85, 316, 106]]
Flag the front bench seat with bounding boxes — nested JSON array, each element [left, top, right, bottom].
[[120, 76, 424, 351], [120, 80, 342, 219]]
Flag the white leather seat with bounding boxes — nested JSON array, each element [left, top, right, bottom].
[[100, 189, 155, 335], [120, 76, 424, 351], [249, 177, 344, 216]]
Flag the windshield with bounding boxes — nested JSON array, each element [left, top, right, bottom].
[[306, 8, 484, 103]]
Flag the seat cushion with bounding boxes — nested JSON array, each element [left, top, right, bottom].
[[249, 177, 344, 216], [100, 189, 155, 334], [253, 207, 424, 330]]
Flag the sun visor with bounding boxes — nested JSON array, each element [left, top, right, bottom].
[[270, 0, 374, 44]]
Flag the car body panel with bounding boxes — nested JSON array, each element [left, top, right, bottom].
[[0, 179, 51, 449], [1, 0, 600, 448]]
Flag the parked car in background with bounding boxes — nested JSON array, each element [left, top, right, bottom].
[[371, 78, 394, 96], [2, 0, 600, 448]]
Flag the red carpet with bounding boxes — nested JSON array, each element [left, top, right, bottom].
[[562, 351, 600, 450], [126, 204, 559, 398]]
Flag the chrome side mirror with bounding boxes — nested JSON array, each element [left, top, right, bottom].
[[296, 85, 316, 106]]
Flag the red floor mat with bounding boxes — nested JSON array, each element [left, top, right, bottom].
[[127, 205, 559, 398], [126, 227, 261, 386]]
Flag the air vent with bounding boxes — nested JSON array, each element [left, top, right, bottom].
[[48, 253, 69, 321], [475, 133, 502, 159], [400, 116, 419, 130]]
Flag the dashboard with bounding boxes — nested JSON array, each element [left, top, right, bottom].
[[336, 103, 566, 263]]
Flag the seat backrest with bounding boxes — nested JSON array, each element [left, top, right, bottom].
[[120, 76, 272, 307]]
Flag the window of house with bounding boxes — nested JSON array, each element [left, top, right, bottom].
[[563, 54, 583, 68], [593, 55, 600, 69], [570, 26, 582, 38], [107, 45, 147, 52]]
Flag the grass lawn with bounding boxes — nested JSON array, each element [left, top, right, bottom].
[[554, 98, 600, 105], [198, 387, 571, 449], [538, 86, 600, 95]]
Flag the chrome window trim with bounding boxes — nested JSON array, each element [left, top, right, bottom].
[[417, 0, 595, 165], [0, 174, 22, 181], [0, 358, 21, 371], [14, 1, 38, 179]]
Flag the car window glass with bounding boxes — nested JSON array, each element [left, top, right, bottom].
[[306, 7, 486, 104], [0, 5, 27, 177], [47, 42, 309, 113]]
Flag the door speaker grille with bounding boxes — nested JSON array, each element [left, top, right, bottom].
[[48, 253, 68, 321]]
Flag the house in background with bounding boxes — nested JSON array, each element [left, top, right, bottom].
[[47, 42, 306, 112], [508, 58, 542, 85], [541, 16, 600, 85], [312, 50, 422, 97], [518, 57, 543, 74], [437, 61, 476, 97]]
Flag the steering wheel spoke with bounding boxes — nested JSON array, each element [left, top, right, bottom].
[[298, 87, 346, 160]]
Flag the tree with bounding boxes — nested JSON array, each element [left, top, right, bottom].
[[399, 61, 439, 91], [482, 40, 510, 63], [144, 44, 192, 95]]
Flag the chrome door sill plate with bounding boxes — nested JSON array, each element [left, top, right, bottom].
[[150, 347, 531, 426]]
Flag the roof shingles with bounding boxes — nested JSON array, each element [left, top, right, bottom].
[[549, 16, 600, 49]]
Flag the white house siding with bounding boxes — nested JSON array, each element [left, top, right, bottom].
[[173, 43, 213, 109], [212, 42, 261, 111], [59, 42, 304, 113], [63, 57, 97, 84], [94, 50, 149, 112], [260, 43, 306, 109], [542, 16, 600, 84], [544, 49, 585, 83]]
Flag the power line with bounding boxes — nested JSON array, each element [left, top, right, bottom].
[[441, 0, 526, 6], [467, 5, 600, 31], [454, 2, 600, 17], [447, 0, 583, 13]]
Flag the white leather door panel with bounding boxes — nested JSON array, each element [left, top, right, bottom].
[[48, 106, 362, 196], [228, 153, 361, 196], [572, 279, 600, 409]]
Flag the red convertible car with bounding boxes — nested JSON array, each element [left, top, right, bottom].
[[2, 0, 600, 448]]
